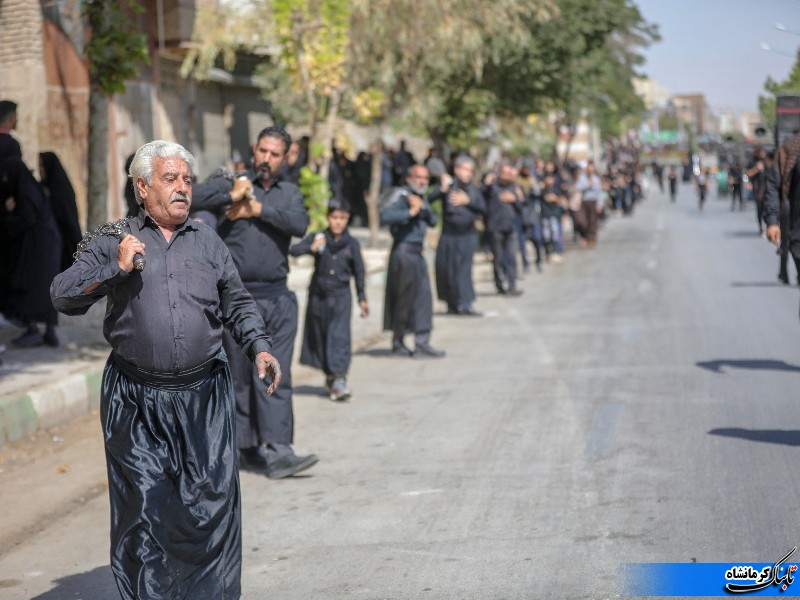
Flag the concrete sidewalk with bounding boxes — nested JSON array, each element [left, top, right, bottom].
[[0, 227, 393, 449]]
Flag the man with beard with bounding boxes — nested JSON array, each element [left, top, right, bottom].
[[191, 126, 318, 480], [429, 155, 485, 315], [381, 164, 445, 357]]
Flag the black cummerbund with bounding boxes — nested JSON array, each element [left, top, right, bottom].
[[112, 349, 225, 391]]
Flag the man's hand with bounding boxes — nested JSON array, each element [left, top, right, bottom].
[[499, 190, 517, 203], [449, 189, 469, 207], [255, 351, 282, 395], [117, 234, 145, 273], [408, 194, 424, 217], [767, 224, 781, 246], [440, 173, 453, 193], [359, 300, 369, 318], [230, 177, 254, 202], [226, 197, 263, 221], [4, 196, 15, 212]]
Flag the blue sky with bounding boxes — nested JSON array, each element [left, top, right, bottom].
[[635, 0, 799, 113]]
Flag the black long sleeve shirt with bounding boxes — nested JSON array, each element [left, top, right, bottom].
[[765, 158, 800, 256], [428, 182, 486, 235], [50, 210, 272, 373], [483, 181, 522, 233], [192, 171, 310, 283], [290, 229, 367, 302], [379, 187, 437, 244]]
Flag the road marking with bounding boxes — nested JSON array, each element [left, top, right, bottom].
[[646, 259, 658, 270], [400, 489, 443, 497], [585, 403, 623, 460], [390, 548, 477, 560], [638, 279, 654, 294]]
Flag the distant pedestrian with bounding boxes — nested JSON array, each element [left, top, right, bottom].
[[381, 164, 445, 358], [729, 163, 743, 211], [747, 147, 768, 234], [668, 166, 678, 202], [290, 203, 369, 401], [483, 162, 525, 294], [695, 167, 709, 212], [429, 155, 486, 315]]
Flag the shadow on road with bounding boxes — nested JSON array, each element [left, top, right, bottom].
[[293, 384, 328, 397], [708, 428, 800, 447], [30, 565, 117, 599], [723, 230, 763, 238], [730, 281, 793, 288], [696, 359, 800, 374]]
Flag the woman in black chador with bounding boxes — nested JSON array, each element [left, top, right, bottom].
[[39, 151, 82, 272], [0, 157, 62, 346]]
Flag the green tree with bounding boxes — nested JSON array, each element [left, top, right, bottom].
[[759, 48, 800, 131], [83, 0, 149, 228]]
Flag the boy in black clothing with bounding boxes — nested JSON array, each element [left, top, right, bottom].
[[290, 205, 369, 401]]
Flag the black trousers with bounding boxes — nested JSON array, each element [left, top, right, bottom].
[[435, 231, 477, 311], [489, 229, 518, 291], [224, 289, 298, 450], [102, 353, 241, 600]]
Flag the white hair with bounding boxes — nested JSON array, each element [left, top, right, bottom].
[[129, 140, 195, 205]]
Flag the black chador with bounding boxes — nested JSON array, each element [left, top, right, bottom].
[[290, 229, 366, 376], [429, 181, 485, 314], [39, 151, 81, 272], [0, 157, 62, 326]]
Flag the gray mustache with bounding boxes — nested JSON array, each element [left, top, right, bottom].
[[172, 192, 190, 202]]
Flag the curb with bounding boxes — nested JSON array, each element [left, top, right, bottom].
[[0, 265, 389, 450], [0, 367, 104, 447]]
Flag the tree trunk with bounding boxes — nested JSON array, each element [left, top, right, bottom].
[[366, 125, 385, 247], [87, 81, 109, 229], [319, 86, 342, 187]]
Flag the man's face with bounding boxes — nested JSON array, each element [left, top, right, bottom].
[[406, 166, 430, 194], [287, 142, 300, 167], [453, 161, 475, 184], [137, 156, 192, 227], [499, 165, 516, 184], [253, 135, 288, 183], [328, 210, 349, 235]]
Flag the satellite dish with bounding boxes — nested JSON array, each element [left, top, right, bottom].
[[755, 126, 767, 137]]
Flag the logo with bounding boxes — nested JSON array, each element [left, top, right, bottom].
[[725, 547, 798, 594]]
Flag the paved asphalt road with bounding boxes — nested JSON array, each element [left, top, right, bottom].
[[1, 181, 799, 599]]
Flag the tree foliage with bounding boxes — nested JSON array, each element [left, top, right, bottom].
[[759, 49, 800, 131], [84, 0, 149, 94], [83, 0, 150, 228]]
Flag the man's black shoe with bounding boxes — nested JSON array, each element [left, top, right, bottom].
[[266, 453, 319, 480], [12, 330, 44, 348], [43, 328, 59, 347], [239, 446, 268, 471], [414, 343, 446, 358], [779, 272, 790, 285], [507, 287, 524, 297], [457, 307, 482, 317], [392, 341, 414, 357]]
